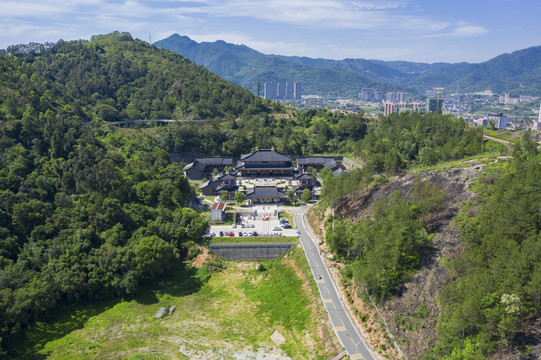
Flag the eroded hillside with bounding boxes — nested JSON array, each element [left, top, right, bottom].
[[309, 158, 541, 359]]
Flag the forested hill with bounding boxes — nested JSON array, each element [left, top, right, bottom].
[[316, 130, 541, 359], [0, 32, 274, 123], [0, 31, 269, 356], [154, 33, 385, 97], [156, 34, 541, 96]]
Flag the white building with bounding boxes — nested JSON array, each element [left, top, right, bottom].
[[210, 202, 227, 221]]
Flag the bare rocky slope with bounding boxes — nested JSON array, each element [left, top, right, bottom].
[[308, 161, 491, 359], [313, 159, 541, 360], [339, 163, 485, 359]]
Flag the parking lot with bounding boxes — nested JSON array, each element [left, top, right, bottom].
[[209, 207, 299, 238]]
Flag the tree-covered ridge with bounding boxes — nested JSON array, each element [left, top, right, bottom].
[[355, 112, 485, 173], [426, 138, 541, 359], [156, 34, 541, 96], [0, 32, 273, 123], [0, 111, 208, 355], [317, 133, 540, 358], [156, 108, 369, 156], [326, 179, 446, 300], [154, 34, 386, 97]]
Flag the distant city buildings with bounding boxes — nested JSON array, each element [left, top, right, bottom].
[[383, 101, 425, 116], [530, 102, 541, 130], [263, 82, 301, 100], [487, 113, 508, 129], [386, 92, 407, 103], [383, 102, 399, 116], [361, 88, 384, 101], [426, 98, 443, 113], [360, 88, 372, 101], [499, 93, 535, 104]]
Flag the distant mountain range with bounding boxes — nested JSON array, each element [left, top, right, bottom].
[[155, 34, 541, 98]]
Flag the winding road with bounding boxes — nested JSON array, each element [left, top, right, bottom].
[[294, 206, 376, 360]]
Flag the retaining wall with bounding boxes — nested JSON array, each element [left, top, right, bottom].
[[210, 243, 296, 261]]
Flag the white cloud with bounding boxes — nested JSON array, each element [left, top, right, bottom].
[[200, 0, 426, 31], [423, 23, 488, 38], [450, 25, 488, 37]]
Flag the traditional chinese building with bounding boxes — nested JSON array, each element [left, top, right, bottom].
[[236, 150, 294, 177]]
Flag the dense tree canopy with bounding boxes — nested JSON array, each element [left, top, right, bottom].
[[0, 32, 273, 123], [0, 112, 208, 355]]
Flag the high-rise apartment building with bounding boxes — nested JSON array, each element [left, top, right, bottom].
[[263, 81, 301, 100], [396, 92, 407, 102], [384, 102, 399, 116], [488, 113, 508, 129], [427, 98, 442, 113], [361, 88, 372, 101], [277, 82, 285, 99], [386, 92, 396, 102], [294, 82, 302, 99], [264, 82, 277, 99], [285, 82, 295, 99], [373, 89, 383, 101]]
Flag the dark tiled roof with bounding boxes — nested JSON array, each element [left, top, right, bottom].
[[296, 156, 338, 169], [215, 173, 236, 181], [237, 164, 294, 171], [184, 160, 206, 172], [197, 157, 233, 166], [199, 180, 218, 189], [295, 173, 316, 180], [240, 150, 290, 163], [246, 186, 285, 198], [297, 157, 325, 165]]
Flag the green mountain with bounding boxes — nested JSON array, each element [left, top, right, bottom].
[[155, 34, 541, 97], [155, 34, 387, 97], [0, 32, 272, 122], [409, 45, 541, 95]]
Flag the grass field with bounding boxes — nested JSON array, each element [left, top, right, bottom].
[[14, 247, 340, 359]]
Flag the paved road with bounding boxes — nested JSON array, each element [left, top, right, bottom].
[[294, 206, 375, 360]]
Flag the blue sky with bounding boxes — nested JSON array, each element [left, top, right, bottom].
[[0, 0, 539, 63]]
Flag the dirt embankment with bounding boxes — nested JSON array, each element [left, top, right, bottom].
[[310, 162, 489, 359]]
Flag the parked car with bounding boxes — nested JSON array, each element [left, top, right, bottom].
[[243, 231, 248, 237], [219, 231, 224, 236], [279, 218, 289, 224], [252, 231, 258, 236], [272, 226, 282, 231], [239, 231, 243, 236], [228, 231, 234, 236], [282, 224, 292, 229], [248, 231, 253, 237], [232, 224, 237, 228], [250, 224, 255, 228], [241, 224, 246, 228]]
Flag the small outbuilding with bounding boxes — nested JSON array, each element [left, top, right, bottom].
[[210, 201, 227, 221]]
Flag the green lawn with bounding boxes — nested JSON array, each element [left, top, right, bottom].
[[14, 248, 339, 359]]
